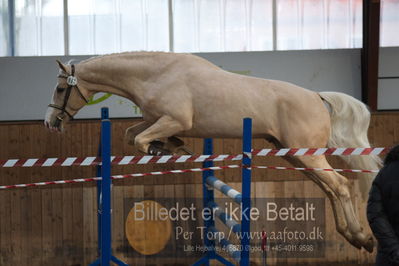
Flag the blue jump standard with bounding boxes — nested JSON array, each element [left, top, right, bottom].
[[193, 118, 252, 266], [90, 107, 128, 266], [88, 109, 252, 265]]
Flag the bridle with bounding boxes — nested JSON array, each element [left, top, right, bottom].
[[48, 64, 89, 124]]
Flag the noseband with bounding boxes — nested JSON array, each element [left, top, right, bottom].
[[48, 64, 89, 124]]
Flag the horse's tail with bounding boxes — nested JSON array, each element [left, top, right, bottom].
[[319, 91, 382, 200]]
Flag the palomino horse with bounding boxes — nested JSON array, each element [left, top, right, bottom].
[[44, 52, 381, 252]]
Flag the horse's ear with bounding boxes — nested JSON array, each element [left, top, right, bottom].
[[56, 59, 68, 73]]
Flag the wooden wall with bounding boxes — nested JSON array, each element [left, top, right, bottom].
[[0, 113, 398, 266]]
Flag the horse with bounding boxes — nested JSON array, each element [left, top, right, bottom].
[[44, 52, 381, 253]]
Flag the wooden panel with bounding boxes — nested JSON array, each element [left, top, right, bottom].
[[0, 113, 398, 265]]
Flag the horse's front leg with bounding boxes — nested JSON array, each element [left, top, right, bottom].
[[125, 122, 193, 155], [164, 136, 194, 155], [134, 115, 191, 155], [125, 121, 152, 145]]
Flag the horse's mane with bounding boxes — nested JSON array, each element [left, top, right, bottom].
[[78, 51, 172, 65]]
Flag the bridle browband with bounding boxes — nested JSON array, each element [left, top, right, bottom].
[[48, 64, 89, 124]]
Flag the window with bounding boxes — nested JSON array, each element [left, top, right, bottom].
[[381, 0, 399, 47], [0, 0, 9, 56], [14, 0, 64, 56], [1, 0, 399, 56], [68, 0, 169, 55], [276, 0, 362, 50], [173, 0, 273, 52]]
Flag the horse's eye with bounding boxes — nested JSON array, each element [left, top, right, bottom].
[[56, 86, 66, 92]]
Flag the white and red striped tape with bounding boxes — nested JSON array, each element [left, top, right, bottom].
[[0, 147, 390, 168], [0, 165, 240, 190], [0, 164, 379, 190], [253, 147, 388, 156], [250, 165, 379, 173], [0, 155, 242, 168]]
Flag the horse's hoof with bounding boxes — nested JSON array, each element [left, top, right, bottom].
[[150, 140, 165, 148], [148, 143, 171, 156], [174, 146, 194, 155], [168, 136, 185, 147], [363, 235, 374, 253]]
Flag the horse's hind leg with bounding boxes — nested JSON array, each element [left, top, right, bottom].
[[134, 115, 191, 155], [282, 155, 350, 239], [274, 98, 373, 252], [286, 155, 373, 252]]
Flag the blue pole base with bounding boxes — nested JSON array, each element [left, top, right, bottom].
[[192, 252, 235, 266], [111, 255, 129, 266], [89, 258, 100, 266], [215, 253, 236, 266], [192, 255, 210, 266]]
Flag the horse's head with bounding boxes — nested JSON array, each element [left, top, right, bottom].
[[44, 60, 90, 132]]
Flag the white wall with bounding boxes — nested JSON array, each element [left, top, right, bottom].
[[378, 47, 399, 110], [0, 48, 374, 121]]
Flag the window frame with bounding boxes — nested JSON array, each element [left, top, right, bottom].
[[3, 0, 399, 57]]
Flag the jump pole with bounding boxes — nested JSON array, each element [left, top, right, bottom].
[[90, 107, 128, 266], [193, 118, 252, 266]]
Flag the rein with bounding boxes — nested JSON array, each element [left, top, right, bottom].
[[48, 64, 89, 125]]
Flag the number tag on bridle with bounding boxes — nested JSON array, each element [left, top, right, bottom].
[[67, 76, 78, 86]]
